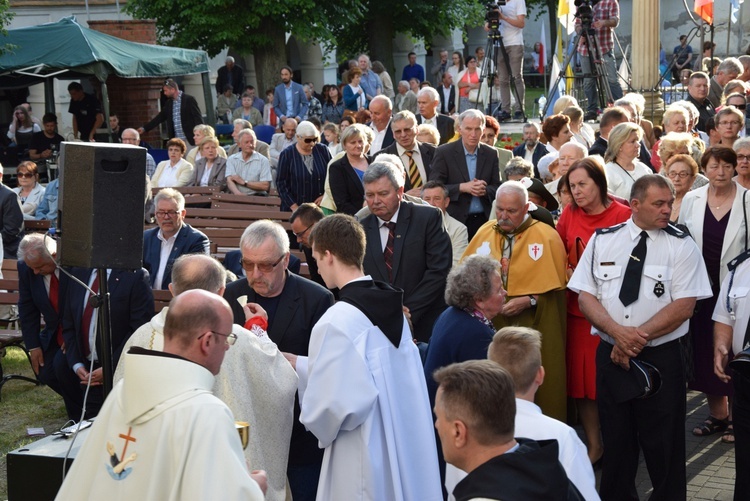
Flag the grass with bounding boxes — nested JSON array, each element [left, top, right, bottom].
[[0, 346, 68, 499]]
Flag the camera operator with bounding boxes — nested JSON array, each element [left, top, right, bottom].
[[486, 0, 527, 121], [575, 0, 623, 121]]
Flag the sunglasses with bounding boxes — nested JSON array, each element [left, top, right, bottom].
[[301, 137, 319, 144], [17, 172, 34, 178]]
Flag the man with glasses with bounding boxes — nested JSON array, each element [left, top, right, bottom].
[[114, 254, 297, 501], [223, 220, 334, 501], [143, 188, 210, 290], [122, 128, 157, 178], [57, 289, 267, 500], [226, 129, 273, 196], [374, 110, 436, 195], [289, 203, 326, 288]]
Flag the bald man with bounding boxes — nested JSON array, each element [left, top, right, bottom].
[[58, 290, 267, 499]]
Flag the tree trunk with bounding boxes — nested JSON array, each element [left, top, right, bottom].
[[253, 18, 288, 94], [547, 0, 558, 57], [366, 10, 396, 76]]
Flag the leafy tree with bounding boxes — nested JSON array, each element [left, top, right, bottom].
[[124, 0, 352, 91], [0, 0, 15, 55]]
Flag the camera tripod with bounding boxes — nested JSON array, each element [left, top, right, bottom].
[[477, 27, 527, 122], [543, 19, 613, 118]]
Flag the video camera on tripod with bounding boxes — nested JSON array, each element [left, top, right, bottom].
[[484, 0, 507, 33], [574, 0, 601, 27]]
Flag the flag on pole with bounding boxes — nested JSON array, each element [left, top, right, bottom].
[[731, 0, 744, 23], [539, 22, 547, 74], [695, 0, 714, 25], [558, 0, 576, 35]]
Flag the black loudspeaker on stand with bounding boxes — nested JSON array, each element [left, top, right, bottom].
[[58, 142, 146, 270]]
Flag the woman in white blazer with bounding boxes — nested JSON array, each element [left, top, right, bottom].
[[151, 138, 194, 188], [679, 146, 749, 443]]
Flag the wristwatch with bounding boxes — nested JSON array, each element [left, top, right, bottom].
[[528, 295, 537, 307]]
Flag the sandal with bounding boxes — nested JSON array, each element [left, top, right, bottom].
[[721, 422, 735, 444], [692, 415, 729, 436]]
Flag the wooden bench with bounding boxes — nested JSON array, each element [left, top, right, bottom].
[[0, 276, 39, 399], [210, 193, 282, 209], [24, 219, 51, 233], [153, 186, 220, 207], [153, 289, 172, 313]]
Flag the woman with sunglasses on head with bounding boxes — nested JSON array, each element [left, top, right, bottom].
[[276, 121, 332, 212], [13, 161, 45, 219]]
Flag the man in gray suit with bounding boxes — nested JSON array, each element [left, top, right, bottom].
[[429, 109, 500, 239]]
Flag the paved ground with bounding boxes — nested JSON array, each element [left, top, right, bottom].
[[586, 390, 736, 500]]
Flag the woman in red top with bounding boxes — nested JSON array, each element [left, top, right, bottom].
[[556, 156, 632, 466]]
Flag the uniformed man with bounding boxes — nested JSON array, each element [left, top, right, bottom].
[[568, 174, 712, 500], [713, 249, 750, 500]]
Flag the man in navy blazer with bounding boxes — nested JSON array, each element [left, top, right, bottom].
[[512, 123, 546, 176], [143, 188, 210, 290], [272, 66, 309, 123], [222, 220, 333, 501], [55, 266, 154, 419], [360, 160, 452, 343], [430, 109, 501, 239], [17, 234, 69, 410]]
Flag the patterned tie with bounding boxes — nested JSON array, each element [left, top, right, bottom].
[[405, 150, 421, 189], [80, 272, 100, 358], [619, 231, 648, 307], [383, 221, 397, 283], [49, 273, 63, 346]]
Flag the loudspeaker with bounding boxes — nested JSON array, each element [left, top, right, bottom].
[[59, 142, 146, 270]]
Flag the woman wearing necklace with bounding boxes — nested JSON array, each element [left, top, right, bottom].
[[556, 157, 631, 466], [603, 122, 652, 200], [679, 146, 749, 444]]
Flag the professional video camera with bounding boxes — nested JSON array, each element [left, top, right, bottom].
[[574, 0, 601, 26], [485, 0, 507, 32]]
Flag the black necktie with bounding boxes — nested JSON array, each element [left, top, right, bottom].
[[619, 231, 648, 307]]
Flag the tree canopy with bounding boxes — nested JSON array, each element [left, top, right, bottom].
[[0, 0, 15, 56]]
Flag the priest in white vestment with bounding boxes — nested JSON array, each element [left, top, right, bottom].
[[56, 290, 266, 500], [113, 254, 297, 501], [285, 214, 443, 501]]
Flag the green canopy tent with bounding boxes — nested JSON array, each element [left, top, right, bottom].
[[0, 16, 215, 136]]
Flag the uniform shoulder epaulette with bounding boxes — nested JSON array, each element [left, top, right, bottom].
[[663, 223, 690, 239], [595, 222, 626, 235], [728, 249, 750, 271]]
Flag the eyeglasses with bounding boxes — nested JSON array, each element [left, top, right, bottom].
[[301, 137, 319, 144], [241, 254, 285, 273], [730, 103, 747, 110], [198, 330, 237, 346], [17, 172, 34, 178], [718, 121, 742, 127], [667, 171, 691, 179], [738, 154, 750, 162], [293, 223, 314, 238], [155, 210, 181, 219]]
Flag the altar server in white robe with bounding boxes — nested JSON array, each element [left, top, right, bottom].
[[56, 290, 266, 501], [284, 214, 443, 501], [113, 254, 297, 501]]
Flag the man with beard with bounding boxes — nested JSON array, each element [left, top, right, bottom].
[[272, 66, 309, 124], [513, 123, 546, 176]]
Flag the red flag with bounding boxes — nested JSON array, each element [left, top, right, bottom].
[[695, 0, 714, 24], [538, 22, 547, 74]]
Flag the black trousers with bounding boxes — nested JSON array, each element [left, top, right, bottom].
[[597, 339, 687, 501], [53, 352, 104, 421], [733, 371, 750, 500], [465, 213, 487, 241]]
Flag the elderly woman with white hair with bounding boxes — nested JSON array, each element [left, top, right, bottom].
[[734, 136, 750, 189], [603, 122, 652, 199], [652, 105, 690, 169], [276, 120, 332, 212]]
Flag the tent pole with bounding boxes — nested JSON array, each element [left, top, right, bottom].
[[101, 80, 113, 143], [44, 79, 55, 115], [201, 72, 216, 125]]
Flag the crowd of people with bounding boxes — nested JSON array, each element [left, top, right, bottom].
[[9, 7, 750, 498]]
